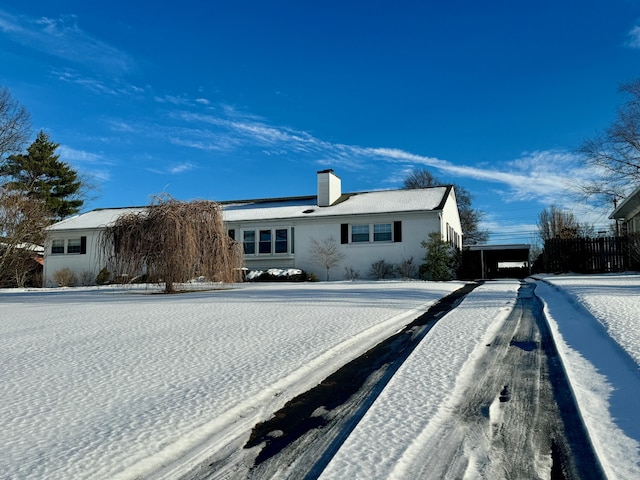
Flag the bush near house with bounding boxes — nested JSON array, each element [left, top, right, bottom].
[[395, 256, 418, 279], [343, 266, 360, 281], [53, 267, 77, 287], [420, 232, 460, 281], [369, 259, 395, 280], [96, 267, 110, 285], [79, 270, 94, 286]]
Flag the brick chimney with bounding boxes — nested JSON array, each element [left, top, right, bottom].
[[317, 169, 341, 207]]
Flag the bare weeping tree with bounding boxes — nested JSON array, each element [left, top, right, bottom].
[[100, 195, 243, 293]]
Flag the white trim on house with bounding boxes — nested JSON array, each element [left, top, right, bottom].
[[43, 170, 462, 285]]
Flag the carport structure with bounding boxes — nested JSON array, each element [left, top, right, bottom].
[[461, 244, 531, 280]]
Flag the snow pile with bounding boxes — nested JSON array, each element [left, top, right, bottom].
[[245, 268, 303, 280], [0, 281, 462, 480]]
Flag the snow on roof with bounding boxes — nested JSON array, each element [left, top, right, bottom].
[[46, 187, 450, 231], [46, 207, 147, 231], [0, 242, 44, 253]]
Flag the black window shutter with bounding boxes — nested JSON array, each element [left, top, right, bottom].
[[341, 224, 348, 244], [228, 229, 236, 240], [394, 221, 402, 243], [80, 236, 87, 254]]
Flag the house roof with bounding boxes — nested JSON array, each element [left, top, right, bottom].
[[610, 184, 640, 221], [46, 186, 453, 231], [46, 207, 148, 231]]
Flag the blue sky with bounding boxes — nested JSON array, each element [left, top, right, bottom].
[[1, 1, 640, 244]]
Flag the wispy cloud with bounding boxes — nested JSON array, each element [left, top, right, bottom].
[[344, 146, 588, 206], [102, 92, 600, 215], [53, 68, 145, 96], [168, 162, 195, 174], [58, 145, 105, 164], [146, 161, 196, 176], [120, 100, 597, 209], [57, 145, 112, 182], [627, 25, 640, 49], [0, 8, 134, 74]]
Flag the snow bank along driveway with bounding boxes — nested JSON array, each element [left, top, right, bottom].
[[0, 281, 462, 480], [534, 274, 640, 479]]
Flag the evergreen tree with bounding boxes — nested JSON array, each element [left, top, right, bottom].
[[1, 131, 83, 221], [420, 232, 459, 281]]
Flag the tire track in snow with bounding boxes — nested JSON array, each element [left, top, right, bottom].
[[391, 282, 604, 480]]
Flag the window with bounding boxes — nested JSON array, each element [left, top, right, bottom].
[[51, 239, 65, 254], [344, 222, 401, 244], [243, 230, 255, 254], [67, 238, 82, 254], [51, 236, 86, 254], [228, 229, 236, 241], [373, 223, 392, 242], [243, 227, 291, 255], [351, 224, 370, 243], [259, 230, 272, 254], [275, 229, 288, 253]]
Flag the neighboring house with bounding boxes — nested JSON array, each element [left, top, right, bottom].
[[0, 241, 44, 287], [610, 184, 640, 235], [43, 170, 462, 286]]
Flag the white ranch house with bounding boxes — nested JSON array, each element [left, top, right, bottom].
[[43, 170, 462, 286]]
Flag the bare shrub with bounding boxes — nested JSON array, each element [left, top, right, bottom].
[[369, 259, 395, 280], [54, 267, 77, 287], [79, 270, 94, 286], [100, 195, 243, 293], [343, 266, 360, 281], [395, 256, 418, 279]]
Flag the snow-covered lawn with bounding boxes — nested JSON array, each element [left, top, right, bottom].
[[0, 281, 462, 480]]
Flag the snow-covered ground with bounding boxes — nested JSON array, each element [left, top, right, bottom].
[[0, 281, 462, 480], [320, 275, 640, 479], [2, 275, 639, 479]]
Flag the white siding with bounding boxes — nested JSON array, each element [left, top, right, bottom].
[[440, 188, 463, 248], [229, 210, 443, 280], [43, 229, 104, 287]]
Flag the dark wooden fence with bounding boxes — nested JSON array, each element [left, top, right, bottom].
[[542, 236, 635, 274]]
